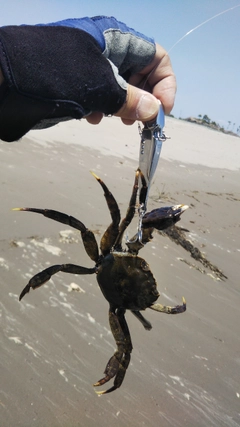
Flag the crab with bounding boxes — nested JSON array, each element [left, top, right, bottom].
[[15, 169, 187, 394]]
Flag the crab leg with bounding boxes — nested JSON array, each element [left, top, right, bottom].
[[150, 297, 186, 314], [131, 310, 152, 330], [94, 307, 132, 395], [19, 264, 96, 301], [114, 169, 140, 251], [91, 173, 121, 255], [13, 208, 99, 262], [125, 171, 154, 255], [138, 169, 148, 207]]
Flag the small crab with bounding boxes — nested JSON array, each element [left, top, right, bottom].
[[15, 169, 187, 394]]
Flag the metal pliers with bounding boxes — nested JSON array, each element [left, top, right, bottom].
[[138, 103, 167, 212]]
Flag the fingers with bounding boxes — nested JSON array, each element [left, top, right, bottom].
[[115, 85, 160, 124], [85, 86, 160, 125], [128, 43, 177, 115], [115, 43, 176, 124], [152, 74, 176, 116], [85, 42, 176, 125], [85, 111, 104, 124], [144, 43, 177, 113]]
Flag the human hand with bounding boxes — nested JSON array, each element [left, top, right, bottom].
[[86, 43, 176, 126], [0, 21, 175, 142]]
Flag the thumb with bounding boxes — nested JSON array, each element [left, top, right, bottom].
[[115, 84, 160, 124]]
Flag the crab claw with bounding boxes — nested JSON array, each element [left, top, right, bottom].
[[142, 204, 188, 231], [150, 297, 186, 314], [172, 296, 186, 314], [95, 390, 106, 396], [19, 283, 31, 301]]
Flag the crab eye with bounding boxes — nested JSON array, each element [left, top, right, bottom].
[[141, 260, 150, 271]]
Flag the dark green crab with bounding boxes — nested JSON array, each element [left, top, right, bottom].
[[15, 169, 187, 394]]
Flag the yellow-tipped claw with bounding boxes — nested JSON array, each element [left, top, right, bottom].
[[94, 389, 106, 396], [90, 171, 100, 180], [93, 380, 107, 396], [12, 208, 23, 211], [93, 381, 101, 387]]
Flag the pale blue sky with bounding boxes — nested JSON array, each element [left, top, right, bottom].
[[1, 0, 239, 130]]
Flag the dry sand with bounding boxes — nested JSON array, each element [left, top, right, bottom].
[[0, 117, 240, 427]]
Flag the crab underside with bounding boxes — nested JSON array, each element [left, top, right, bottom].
[[16, 169, 187, 394]]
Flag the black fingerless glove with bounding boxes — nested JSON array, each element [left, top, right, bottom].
[[0, 25, 126, 142]]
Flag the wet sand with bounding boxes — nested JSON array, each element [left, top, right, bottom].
[[0, 117, 240, 427]]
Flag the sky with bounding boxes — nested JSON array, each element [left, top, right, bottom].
[[1, 0, 239, 131]]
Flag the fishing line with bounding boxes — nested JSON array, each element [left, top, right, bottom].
[[168, 3, 240, 53], [141, 3, 240, 90]]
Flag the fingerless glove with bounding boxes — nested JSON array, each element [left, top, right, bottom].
[[0, 25, 126, 141]]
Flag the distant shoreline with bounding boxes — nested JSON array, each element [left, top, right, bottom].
[[174, 115, 240, 138]]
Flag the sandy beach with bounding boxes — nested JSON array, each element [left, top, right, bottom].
[[0, 116, 240, 427]]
